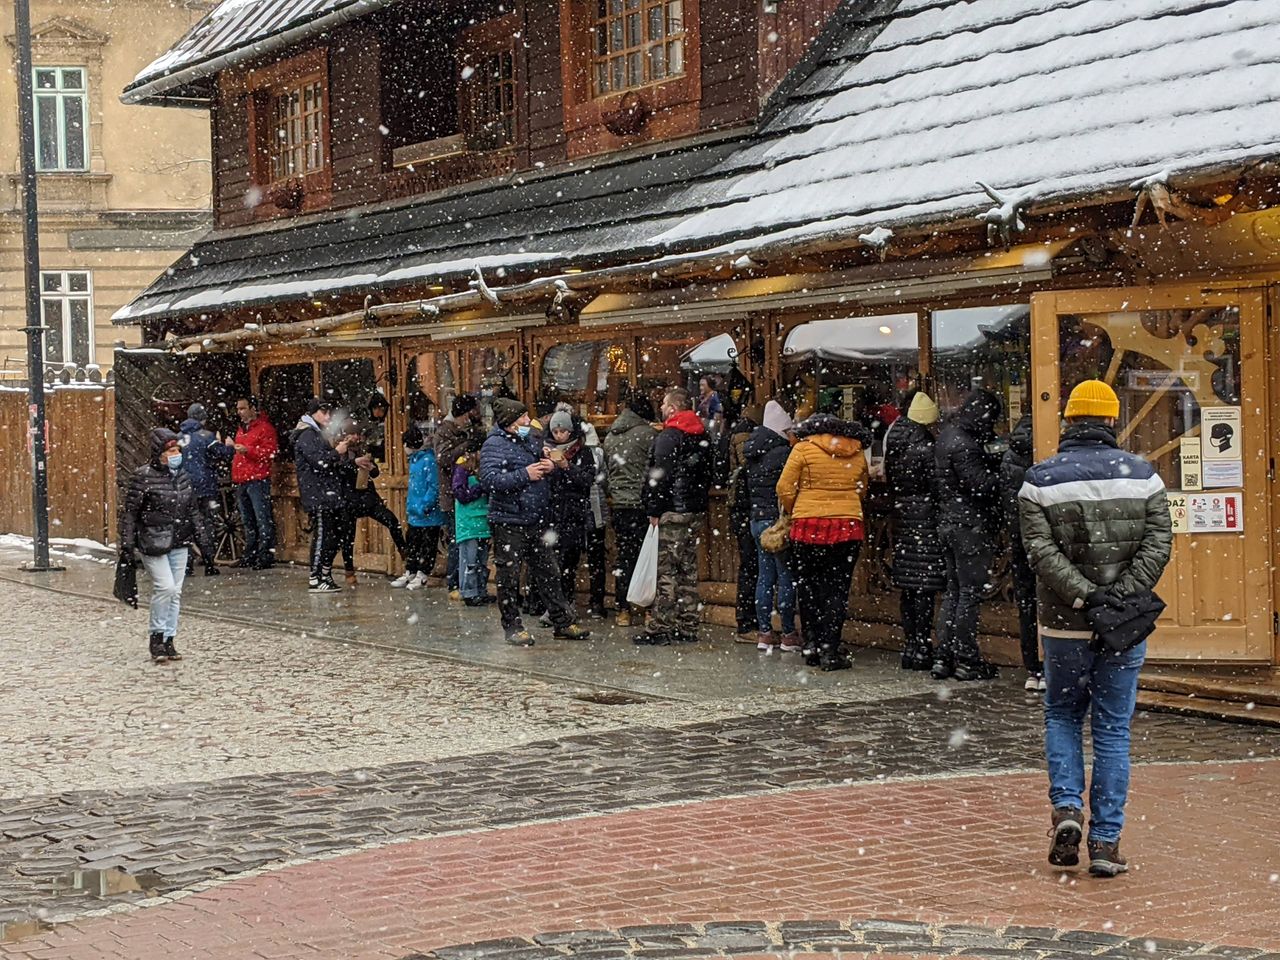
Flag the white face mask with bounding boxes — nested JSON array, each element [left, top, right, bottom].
[[166, 453, 183, 470], [516, 425, 532, 438]]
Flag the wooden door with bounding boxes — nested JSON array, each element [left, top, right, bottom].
[[1030, 286, 1272, 662]]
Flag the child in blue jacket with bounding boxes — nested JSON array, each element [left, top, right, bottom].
[[393, 426, 444, 589]]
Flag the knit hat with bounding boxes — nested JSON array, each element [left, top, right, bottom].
[[402, 425, 425, 449], [306, 398, 334, 416], [762, 400, 793, 435], [452, 394, 478, 418], [906, 392, 940, 425], [186, 402, 207, 422], [1064, 379, 1119, 419], [548, 410, 575, 435], [491, 396, 527, 428]]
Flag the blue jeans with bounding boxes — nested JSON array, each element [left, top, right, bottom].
[[140, 548, 189, 637], [1043, 636, 1146, 843], [236, 479, 275, 564], [750, 519, 795, 634], [458, 537, 490, 599]]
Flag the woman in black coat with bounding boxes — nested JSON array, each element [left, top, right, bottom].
[[885, 392, 947, 670], [120, 428, 213, 663], [545, 409, 596, 614]]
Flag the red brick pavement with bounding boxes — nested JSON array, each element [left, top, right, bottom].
[[5, 761, 1279, 960]]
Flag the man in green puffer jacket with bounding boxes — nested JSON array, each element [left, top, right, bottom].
[[603, 394, 657, 627], [1018, 379, 1172, 881]]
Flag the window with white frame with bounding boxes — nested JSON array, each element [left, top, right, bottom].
[[40, 271, 94, 366], [34, 67, 88, 172]]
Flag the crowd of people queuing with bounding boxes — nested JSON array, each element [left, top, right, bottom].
[[118, 375, 1170, 876]]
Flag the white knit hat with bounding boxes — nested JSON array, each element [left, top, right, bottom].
[[763, 400, 794, 434]]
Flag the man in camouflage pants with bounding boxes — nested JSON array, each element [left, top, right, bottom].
[[635, 388, 712, 646]]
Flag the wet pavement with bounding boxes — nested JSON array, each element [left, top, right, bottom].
[[3, 548, 1280, 957]]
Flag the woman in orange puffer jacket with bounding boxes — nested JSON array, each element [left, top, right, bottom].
[[776, 413, 871, 671]]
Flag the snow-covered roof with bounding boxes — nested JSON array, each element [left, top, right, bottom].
[[119, 0, 1280, 322], [783, 314, 919, 363], [125, 0, 396, 106]]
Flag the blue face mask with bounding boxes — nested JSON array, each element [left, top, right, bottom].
[[166, 453, 183, 470], [516, 425, 532, 438]]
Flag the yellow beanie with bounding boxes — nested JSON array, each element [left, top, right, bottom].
[[907, 391, 940, 425], [1064, 379, 1119, 419]]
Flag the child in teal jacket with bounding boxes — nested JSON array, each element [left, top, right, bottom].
[[451, 449, 492, 605]]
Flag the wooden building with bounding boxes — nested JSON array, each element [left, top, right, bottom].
[[115, 0, 1280, 668]]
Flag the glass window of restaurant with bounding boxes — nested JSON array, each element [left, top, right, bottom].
[[538, 340, 629, 419], [466, 344, 518, 428], [930, 305, 1031, 434], [406, 350, 456, 434]]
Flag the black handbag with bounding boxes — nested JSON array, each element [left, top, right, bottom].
[[113, 556, 139, 609], [1086, 590, 1165, 653]]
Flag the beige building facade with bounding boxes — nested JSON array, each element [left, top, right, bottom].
[[0, 0, 212, 378]]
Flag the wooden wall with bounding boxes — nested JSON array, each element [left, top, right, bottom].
[[525, 0, 569, 169], [0, 387, 117, 545], [701, 0, 760, 129], [758, 0, 843, 100], [329, 20, 386, 211]]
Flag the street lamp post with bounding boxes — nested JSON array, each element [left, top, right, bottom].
[[14, 0, 55, 572]]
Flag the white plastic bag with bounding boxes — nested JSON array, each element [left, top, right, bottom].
[[626, 524, 660, 608]]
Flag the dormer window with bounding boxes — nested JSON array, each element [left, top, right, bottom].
[[269, 76, 326, 181], [592, 0, 685, 95]]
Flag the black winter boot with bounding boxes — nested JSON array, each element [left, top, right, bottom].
[[149, 632, 167, 664], [163, 637, 182, 661]]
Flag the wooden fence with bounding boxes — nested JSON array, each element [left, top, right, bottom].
[[0, 386, 116, 545]]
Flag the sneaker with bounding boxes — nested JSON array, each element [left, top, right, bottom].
[[480, 594, 498, 605], [149, 632, 168, 664], [538, 613, 553, 629], [588, 605, 608, 620], [1048, 806, 1083, 868], [553, 623, 592, 640], [1087, 839, 1129, 877], [633, 632, 672, 646], [930, 658, 955, 680], [1037, 675, 1048, 692], [615, 609, 632, 628], [1025, 673, 1043, 692], [757, 630, 776, 651], [953, 661, 998, 682], [449, 589, 463, 602], [505, 629, 535, 647], [309, 579, 341, 593], [463, 596, 487, 607], [821, 651, 853, 672], [406, 572, 427, 591], [390, 572, 414, 588], [779, 633, 803, 653]]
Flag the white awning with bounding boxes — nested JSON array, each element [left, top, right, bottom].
[[782, 314, 918, 363]]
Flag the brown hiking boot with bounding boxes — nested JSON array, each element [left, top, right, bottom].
[[1048, 807, 1083, 867], [1087, 839, 1129, 877]]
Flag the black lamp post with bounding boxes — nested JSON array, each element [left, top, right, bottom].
[[14, 0, 55, 572]]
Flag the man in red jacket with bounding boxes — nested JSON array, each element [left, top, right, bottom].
[[225, 396, 278, 569]]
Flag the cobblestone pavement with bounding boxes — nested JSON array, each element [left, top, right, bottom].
[[4, 577, 1280, 956], [0, 580, 849, 798]]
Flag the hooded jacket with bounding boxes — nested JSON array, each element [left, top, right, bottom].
[[743, 425, 791, 523], [1000, 415, 1034, 537], [603, 408, 657, 510], [885, 416, 946, 592], [934, 390, 1003, 530], [1018, 421, 1172, 638], [178, 418, 232, 499], [291, 416, 346, 512], [643, 409, 711, 517], [434, 414, 485, 512], [479, 425, 551, 526], [120, 428, 212, 557], [231, 414, 277, 484], [452, 458, 491, 542], [727, 408, 762, 526], [406, 447, 444, 527], [775, 416, 870, 521]]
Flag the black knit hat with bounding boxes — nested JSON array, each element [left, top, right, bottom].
[[402, 425, 425, 449], [490, 396, 527, 428], [452, 394, 479, 418], [307, 398, 334, 416]]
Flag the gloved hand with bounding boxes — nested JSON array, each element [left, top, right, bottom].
[[1085, 589, 1123, 609]]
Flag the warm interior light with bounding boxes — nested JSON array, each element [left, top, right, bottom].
[[563, 267, 583, 274], [878, 325, 893, 335]]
